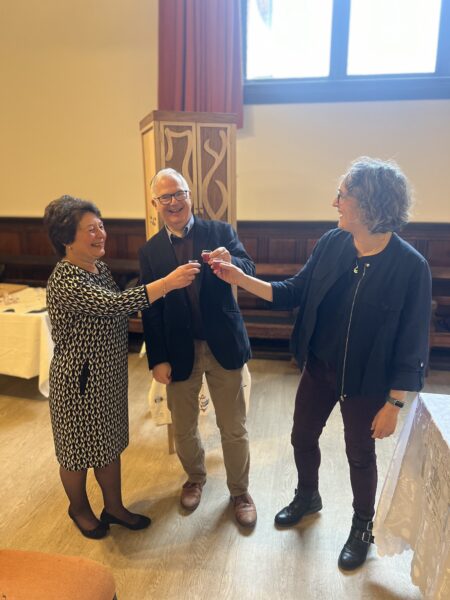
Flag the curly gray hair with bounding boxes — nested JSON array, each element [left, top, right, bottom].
[[343, 157, 412, 233]]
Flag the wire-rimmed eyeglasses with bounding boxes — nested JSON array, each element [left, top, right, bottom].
[[154, 190, 189, 205], [336, 189, 352, 203]]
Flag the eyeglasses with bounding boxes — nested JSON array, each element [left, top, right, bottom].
[[336, 189, 352, 203], [154, 190, 189, 205]]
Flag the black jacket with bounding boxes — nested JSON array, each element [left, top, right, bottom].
[[139, 217, 255, 381], [271, 229, 432, 397]]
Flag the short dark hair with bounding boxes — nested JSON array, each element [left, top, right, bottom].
[[43, 195, 101, 257], [344, 157, 412, 233]]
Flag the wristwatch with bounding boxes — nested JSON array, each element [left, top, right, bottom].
[[386, 395, 405, 408]]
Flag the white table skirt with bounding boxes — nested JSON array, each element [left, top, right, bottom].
[[0, 288, 53, 396], [374, 393, 450, 599]]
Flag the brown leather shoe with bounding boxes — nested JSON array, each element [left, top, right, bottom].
[[180, 481, 205, 511], [232, 493, 257, 527]]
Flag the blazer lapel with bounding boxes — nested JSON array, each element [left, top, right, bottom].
[[154, 228, 179, 273]]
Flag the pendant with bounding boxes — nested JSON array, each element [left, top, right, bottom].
[[353, 265, 359, 274]]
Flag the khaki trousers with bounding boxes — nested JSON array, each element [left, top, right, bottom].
[[166, 340, 250, 496]]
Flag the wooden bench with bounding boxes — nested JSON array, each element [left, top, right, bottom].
[[0, 253, 140, 288], [2, 252, 449, 352], [0, 253, 143, 337], [242, 264, 450, 352], [130, 262, 450, 349], [255, 262, 302, 277], [430, 296, 450, 350], [430, 268, 450, 349], [240, 263, 302, 341], [430, 266, 450, 281]]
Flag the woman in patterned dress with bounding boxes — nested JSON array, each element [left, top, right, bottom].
[[44, 195, 200, 539]]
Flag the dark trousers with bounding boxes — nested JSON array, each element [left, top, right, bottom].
[[291, 354, 385, 519]]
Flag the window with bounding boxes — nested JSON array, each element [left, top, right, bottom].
[[246, 0, 334, 79], [243, 0, 450, 103]]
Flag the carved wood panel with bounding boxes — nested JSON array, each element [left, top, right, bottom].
[[140, 111, 237, 241]]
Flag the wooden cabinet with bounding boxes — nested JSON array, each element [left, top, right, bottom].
[[139, 110, 237, 239]]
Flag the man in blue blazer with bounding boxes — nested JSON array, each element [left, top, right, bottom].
[[139, 168, 257, 527]]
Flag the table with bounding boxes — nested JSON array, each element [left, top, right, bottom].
[[0, 287, 53, 396], [374, 393, 450, 599]]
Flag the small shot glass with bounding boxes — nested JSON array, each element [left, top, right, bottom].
[[211, 258, 223, 274], [201, 250, 211, 263]]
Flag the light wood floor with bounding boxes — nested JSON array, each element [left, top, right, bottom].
[[1, 355, 449, 600]]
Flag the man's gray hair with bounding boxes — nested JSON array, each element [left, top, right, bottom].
[[344, 156, 412, 233], [151, 168, 189, 196]]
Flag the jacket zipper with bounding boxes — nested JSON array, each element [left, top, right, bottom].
[[340, 262, 369, 402]]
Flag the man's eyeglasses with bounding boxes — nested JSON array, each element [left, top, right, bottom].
[[154, 190, 189, 205]]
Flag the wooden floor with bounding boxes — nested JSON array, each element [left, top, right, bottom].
[[1, 356, 449, 600]]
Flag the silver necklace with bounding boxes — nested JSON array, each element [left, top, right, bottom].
[[353, 260, 370, 274]]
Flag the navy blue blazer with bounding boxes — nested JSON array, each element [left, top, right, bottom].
[[139, 217, 255, 381]]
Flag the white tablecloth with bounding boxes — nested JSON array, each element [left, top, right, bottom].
[[0, 288, 53, 396], [374, 393, 450, 599]]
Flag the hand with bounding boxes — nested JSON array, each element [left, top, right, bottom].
[[153, 362, 172, 384], [371, 403, 399, 439], [165, 262, 200, 292], [209, 246, 231, 264], [211, 261, 245, 285]]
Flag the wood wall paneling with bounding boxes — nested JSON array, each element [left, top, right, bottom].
[[0, 232, 21, 254], [0, 217, 449, 356], [428, 240, 450, 266], [1, 217, 449, 270]]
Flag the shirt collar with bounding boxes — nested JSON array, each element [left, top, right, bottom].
[[165, 215, 194, 243]]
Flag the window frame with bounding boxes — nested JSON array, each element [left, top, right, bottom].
[[242, 0, 450, 104]]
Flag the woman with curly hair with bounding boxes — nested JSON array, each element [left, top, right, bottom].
[[212, 157, 431, 570]]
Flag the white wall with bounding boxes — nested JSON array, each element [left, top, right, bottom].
[[238, 100, 450, 222], [0, 0, 158, 218], [0, 0, 449, 223]]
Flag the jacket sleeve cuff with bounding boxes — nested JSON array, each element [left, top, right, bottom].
[[389, 368, 425, 392], [271, 282, 294, 309]]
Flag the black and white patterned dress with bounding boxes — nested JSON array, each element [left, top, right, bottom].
[[46, 260, 150, 471]]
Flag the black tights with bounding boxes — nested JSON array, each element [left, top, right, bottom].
[[60, 457, 139, 529]]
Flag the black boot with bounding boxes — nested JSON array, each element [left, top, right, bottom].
[[338, 513, 374, 571], [274, 489, 322, 526]]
